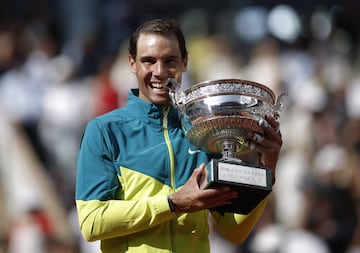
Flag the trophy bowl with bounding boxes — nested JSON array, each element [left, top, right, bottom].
[[167, 78, 286, 214], [168, 78, 285, 157]]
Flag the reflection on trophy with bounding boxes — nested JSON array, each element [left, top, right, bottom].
[[167, 78, 286, 214]]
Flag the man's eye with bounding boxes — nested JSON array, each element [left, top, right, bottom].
[[142, 58, 155, 64], [165, 59, 177, 66]]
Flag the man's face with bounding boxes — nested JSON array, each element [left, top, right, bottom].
[[129, 33, 187, 105]]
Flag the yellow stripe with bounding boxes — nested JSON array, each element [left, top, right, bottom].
[[162, 106, 177, 250], [162, 106, 175, 191]]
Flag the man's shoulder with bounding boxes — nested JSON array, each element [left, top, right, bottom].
[[90, 108, 130, 126]]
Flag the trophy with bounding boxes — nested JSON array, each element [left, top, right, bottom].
[[167, 78, 286, 214]]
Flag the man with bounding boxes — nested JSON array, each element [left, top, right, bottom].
[[76, 18, 283, 253]]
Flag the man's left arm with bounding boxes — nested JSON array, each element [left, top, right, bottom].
[[210, 196, 269, 243], [211, 115, 282, 243]]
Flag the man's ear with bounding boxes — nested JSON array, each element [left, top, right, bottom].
[[128, 54, 136, 74], [182, 56, 188, 72]]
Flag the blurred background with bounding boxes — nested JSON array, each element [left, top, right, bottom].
[[0, 0, 360, 252]]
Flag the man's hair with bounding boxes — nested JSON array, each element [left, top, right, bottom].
[[128, 19, 187, 60]]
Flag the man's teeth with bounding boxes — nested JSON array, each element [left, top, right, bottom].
[[151, 83, 166, 89]]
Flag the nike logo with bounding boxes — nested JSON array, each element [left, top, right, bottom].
[[188, 148, 201, 155]]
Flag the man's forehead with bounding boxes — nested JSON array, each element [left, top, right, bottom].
[[136, 33, 181, 56], [137, 33, 177, 44]]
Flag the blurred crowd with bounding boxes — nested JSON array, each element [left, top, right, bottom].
[[0, 0, 360, 253]]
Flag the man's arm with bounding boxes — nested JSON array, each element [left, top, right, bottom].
[[210, 116, 282, 243], [210, 196, 269, 243], [75, 120, 174, 241], [76, 197, 174, 241]]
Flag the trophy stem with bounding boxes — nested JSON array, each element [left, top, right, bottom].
[[222, 139, 238, 160]]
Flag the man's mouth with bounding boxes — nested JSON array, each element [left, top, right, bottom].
[[150, 82, 169, 89]]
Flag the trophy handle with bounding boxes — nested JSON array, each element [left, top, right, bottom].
[[167, 78, 186, 110], [274, 92, 288, 119]]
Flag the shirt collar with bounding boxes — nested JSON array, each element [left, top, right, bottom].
[[127, 89, 179, 124]]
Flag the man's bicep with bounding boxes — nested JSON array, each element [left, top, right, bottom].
[[76, 120, 120, 201]]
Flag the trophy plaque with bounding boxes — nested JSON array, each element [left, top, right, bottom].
[[167, 78, 286, 214]]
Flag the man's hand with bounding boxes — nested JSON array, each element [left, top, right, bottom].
[[246, 115, 283, 182], [168, 163, 238, 214]]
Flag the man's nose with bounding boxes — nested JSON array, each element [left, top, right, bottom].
[[153, 62, 166, 76]]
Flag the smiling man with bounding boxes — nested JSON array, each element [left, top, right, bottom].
[[75, 19, 283, 253], [130, 37, 185, 104]]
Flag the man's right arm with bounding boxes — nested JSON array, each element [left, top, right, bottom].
[[75, 120, 174, 241]]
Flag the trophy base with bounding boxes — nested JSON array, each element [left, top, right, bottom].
[[205, 158, 272, 215]]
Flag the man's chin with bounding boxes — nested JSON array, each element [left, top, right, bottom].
[[152, 88, 169, 96], [150, 92, 171, 105]]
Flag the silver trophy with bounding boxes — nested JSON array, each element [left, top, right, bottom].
[[167, 78, 286, 214]]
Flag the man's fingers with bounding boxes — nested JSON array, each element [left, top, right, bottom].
[[198, 167, 209, 189], [192, 163, 207, 187], [198, 188, 238, 209]]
